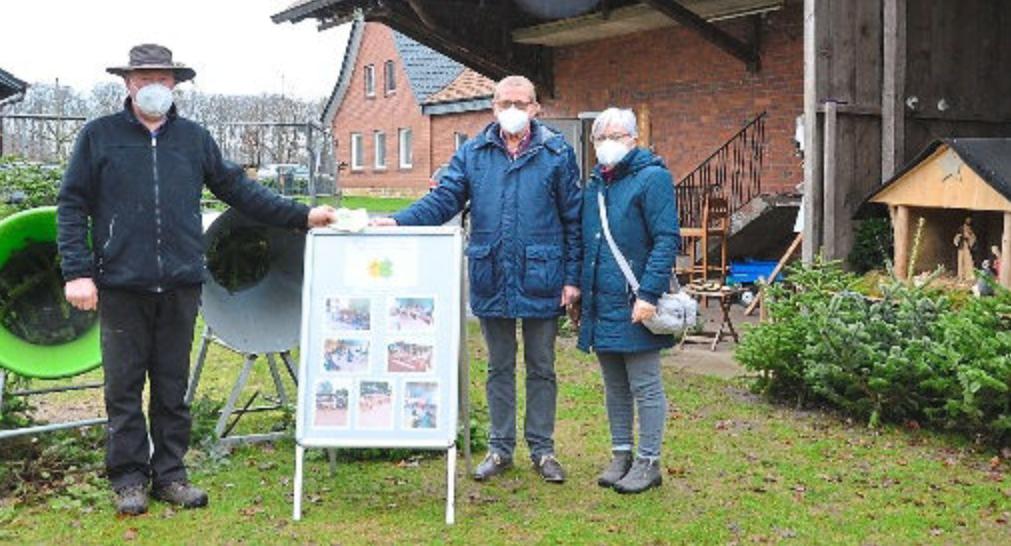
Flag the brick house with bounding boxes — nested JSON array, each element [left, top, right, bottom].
[[278, 0, 1011, 268], [322, 19, 495, 196], [279, 0, 802, 260]]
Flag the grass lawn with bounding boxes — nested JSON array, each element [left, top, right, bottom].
[[3, 322, 1011, 544], [204, 195, 417, 214], [336, 195, 418, 214], [289, 194, 418, 213]]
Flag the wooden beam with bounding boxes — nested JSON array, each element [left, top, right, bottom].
[[1002, 212, 1011, 288], [893, 205, 911, 279], [816, 102, 880, 117], [406, 0, 439, 29], [637, 103, 652, 148], [641, 0, 760, 71], [822, 100, 838, 259], [801, 0, 824, 263], [744, 232, 802, 316], [882, 0, 906, 180], [376, 3, 553, 95]]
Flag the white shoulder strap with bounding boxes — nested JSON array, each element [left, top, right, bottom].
[[597, 190, 641, 293]]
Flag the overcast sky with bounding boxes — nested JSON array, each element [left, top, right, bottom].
[[0, 0, 351, 100]]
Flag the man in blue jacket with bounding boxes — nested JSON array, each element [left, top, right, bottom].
[[374, 76, 582, 483], [58, 44, 337, 515]]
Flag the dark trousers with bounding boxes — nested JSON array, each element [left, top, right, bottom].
[[99, 286, 200, 490], [479, 317, 559, 462]]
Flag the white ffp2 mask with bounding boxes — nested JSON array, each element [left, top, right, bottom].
[[135, 84, 174, 118], [497, 107, 529, 135], [595, 139, 632, 167]]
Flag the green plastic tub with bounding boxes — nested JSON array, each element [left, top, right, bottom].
[[0, 207, 101, 379]]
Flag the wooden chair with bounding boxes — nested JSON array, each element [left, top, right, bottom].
[[679, 195, 730, 284]]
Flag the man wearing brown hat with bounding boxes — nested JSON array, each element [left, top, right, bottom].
[[57, 44, 338, 515]]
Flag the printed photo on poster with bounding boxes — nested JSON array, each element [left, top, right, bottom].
[[386, 339, 435, 373], [313, 379, 350, 428], [356, 380, 394, 429], [324, 297, 371, 331], [322, 338, 370, 373], [345, 240, 419, 288], [388, 297, 435, 332], [403, 381, 439, 430]]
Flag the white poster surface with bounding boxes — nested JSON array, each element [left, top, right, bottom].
[[296, 227, 462, 449], [343, 240, 420, 288]]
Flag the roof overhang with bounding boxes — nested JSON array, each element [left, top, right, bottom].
[[0, 68, 28, 103], [274, 0, 555, 94], [273, 1, 779, 94], [513, 0, 782, 47]]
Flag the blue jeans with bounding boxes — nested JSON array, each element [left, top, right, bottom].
[[597, 350, 667, 458], [479, 317, 558, 462]]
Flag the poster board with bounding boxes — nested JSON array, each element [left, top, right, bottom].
[[295, 227, 463, 450]]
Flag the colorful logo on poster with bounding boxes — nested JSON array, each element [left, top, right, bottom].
[[368, 258, 393, 278]]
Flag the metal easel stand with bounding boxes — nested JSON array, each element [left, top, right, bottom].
[[185, 326, 297, 446], [293, 443, 458, 524], [294, 263, 469, 524], [0, 369, 106, 440], [459, 252, 472, 476]]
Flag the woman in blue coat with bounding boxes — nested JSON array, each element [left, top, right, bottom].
[[576, 108, 680, 493]]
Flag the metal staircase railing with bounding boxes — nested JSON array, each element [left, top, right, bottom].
[[675, 112, 766, 233]]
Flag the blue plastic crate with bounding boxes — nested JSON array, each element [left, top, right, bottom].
[[727, 259, 782, 285]]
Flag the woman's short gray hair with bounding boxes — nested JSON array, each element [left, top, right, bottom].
[[592, 108, 638, 139]]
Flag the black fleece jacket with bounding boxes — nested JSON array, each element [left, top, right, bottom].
[[57, 99, 310, 291]]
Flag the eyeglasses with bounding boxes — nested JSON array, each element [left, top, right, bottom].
[[494, 99, 534, 110], [592, 133, 631, 144]]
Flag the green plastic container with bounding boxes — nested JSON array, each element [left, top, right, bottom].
[[0, 206, 101, 379]]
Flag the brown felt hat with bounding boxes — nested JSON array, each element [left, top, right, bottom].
[[106, 43, 196, 82]]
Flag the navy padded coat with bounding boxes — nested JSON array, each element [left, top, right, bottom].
[[393, 120, 582, 318], [577, 147, 680, 353]]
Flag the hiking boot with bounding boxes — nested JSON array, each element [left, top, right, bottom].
[[114, 484, 149, 515], [613, 457, 662, 494], [473, 452, 513, 481], [597, 450, 634, 488], [533, 454, 566, 483], [151, 481, 209, 508]]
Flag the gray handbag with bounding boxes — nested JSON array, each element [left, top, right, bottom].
[[597, 191, 697, 335]]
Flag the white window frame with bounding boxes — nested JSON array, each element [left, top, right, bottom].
[[398, 128, 413, 169], [454, 132, 468, 151], [350, 132, 364, 171], [364, 64, 375, 97], [384, 60, 396, 94], [374, 131, 386, 170]]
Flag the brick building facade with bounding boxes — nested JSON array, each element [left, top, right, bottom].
[[541, 1, 803, 194], [323, 21, 494, 196]]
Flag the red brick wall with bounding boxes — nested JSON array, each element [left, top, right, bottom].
[[429, 110, 493, 171], [541, 2, 804, 194]]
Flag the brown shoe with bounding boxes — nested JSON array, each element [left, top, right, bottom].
[[151, 481, 208, 508]]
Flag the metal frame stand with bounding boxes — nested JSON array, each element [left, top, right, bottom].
[[459, 256, 472, 475], [185, 326, 297, 446], [0, 368, 107, 441], [291, 228, 468, 524], [293, 443, 458, 524]]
